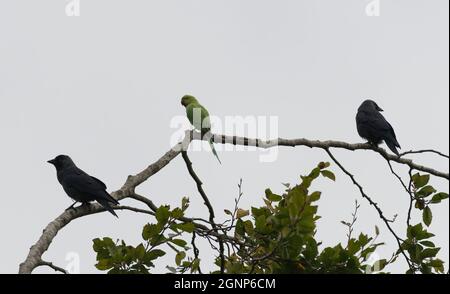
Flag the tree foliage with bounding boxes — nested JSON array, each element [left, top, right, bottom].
[[93, 162, 448, 274]]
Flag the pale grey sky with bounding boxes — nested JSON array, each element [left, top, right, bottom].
[[0, 0, 448, 274]]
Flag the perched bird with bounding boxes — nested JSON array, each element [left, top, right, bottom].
[[181, 95, 222, 164], [356, 100, 401, 156], [48, 155, 119, 217]]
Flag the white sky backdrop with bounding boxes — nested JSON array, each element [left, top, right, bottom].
[[0, 0, 448, 273]]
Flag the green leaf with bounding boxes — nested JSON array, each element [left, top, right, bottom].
[[374, 259, 388, 271], [428, 259, 444, 267], [95, 259, 113, 271], [320, 170, 336, 181], [420, 241, 435, 248], [265, 189, 282, 202], [175, 251, 186, 266], [92, 238, 104, 252], [235, 219, 245, 237], [145, 249, 166, 261], [428, 259, 444, 273], [420, 248, 440, 259], [142, 224, 161, 240], [412, 173, 430, 189], [309, 191, 321, 202], [417, 186, 437, 198], [171, 208, 184, 219], [375, 225, 380, 236], [181, 197, 190, 210], [135, 244, 146, 259], [422, 206, 433, 227], [156, 206, 171, 225], [309, 167, 321, 179], [191, 258, 200, 273], [300, 176, 313, 189], [318, 162, 331, 169], [431, 192, 449, 204], [236, 208, 250, 219], [224, 209, 232, 215], [251, 206, 270, 218], [177, 222, 195, 233], [166, 266, 177, 273], [407, 224, 423, 239], [170, 239, 187, 248], [416, 231, 435, 240], [347, 239, 362, 255], [358, 233, 370, 247], [255, 215, 269, 234], [243, 220, 254, 235]]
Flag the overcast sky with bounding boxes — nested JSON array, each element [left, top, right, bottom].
[[0, 0, 448, 274]]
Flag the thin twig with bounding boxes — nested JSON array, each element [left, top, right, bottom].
[[324, 148, 414, 273], [386, 161, 416, 226], [407, 169, 415, 227], [343, 200, 360, 246], [37, 260, 68, 274], [191, 232, 202, 274], [400, 149, 449, 159], [181, 151, 226, 274]]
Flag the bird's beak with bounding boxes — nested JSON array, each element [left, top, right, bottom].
[[377, 106, 384, 112], [47, 159, 56, 165]]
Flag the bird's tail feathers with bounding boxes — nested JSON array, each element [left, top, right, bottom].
[[386, 140, 400, 156], [106, 193, 120, 205], [209, 139, 222, 164], [97, 197, 119, 218]]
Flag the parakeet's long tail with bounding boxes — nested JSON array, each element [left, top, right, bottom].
[[209, 139, 222, 164]]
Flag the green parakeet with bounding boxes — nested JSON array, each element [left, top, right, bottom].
[[181, 95, 222, 164]]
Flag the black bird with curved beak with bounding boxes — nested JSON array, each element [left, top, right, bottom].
[[356, 100, 401, 156], [48, 155, 119, 217]]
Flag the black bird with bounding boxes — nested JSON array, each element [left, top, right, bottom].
[[356, 100, 401, 156], [48, 155, 119, 217]]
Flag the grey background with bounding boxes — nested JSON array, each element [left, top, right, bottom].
[[0, 0, 448, 274]]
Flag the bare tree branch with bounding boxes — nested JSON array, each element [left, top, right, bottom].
[[400, 149, 449, 159], [191, 232, 202, 274], [36, 260, 68, 274], [324, 148, 415, 272], [211, 133, 449, 180], [181, 151, 226, 274], [386, 161, 415, 225], [407, 169, 415, 228]]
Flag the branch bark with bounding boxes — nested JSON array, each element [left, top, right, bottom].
[[36, 260, 68, 274], [211, 134, 449, 180], [19, 130, 447, 273]]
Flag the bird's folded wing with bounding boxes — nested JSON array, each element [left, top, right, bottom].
[[65, 172, 107, 195]]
